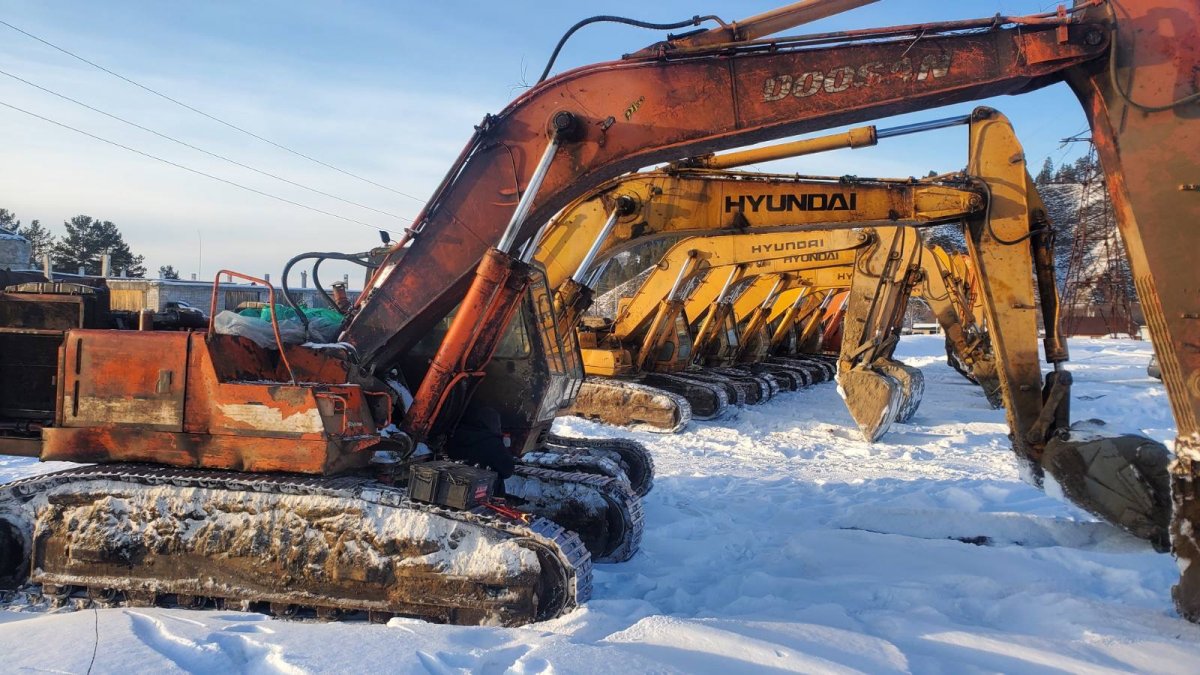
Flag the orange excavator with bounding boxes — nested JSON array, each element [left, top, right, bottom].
[[0, 0, 1196, 623]]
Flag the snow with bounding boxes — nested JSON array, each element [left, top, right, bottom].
[[3, 336, 1199, 673]]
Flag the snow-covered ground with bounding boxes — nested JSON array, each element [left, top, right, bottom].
[[2, 336, 1197, 674]]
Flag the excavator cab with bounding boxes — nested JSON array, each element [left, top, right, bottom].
[[470, 266, 583, 456], [403, 263, 652, 501]]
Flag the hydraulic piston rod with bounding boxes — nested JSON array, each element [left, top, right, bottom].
[[687, 113, 972, 170], [571, 205, 624, 283], [500, 137, 562, 255]]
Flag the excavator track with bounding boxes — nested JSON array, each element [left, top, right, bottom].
[[564, 377, 693, 433], [504, 466, 643, 564], [709, 367, 779, 402], [674, 370, 751, 406], [543, 434, 656, 497], [770, 355, 837, 383], [738, 362, 808, 391], [0, 464, 592, 626], [641, 372, 732, 420]]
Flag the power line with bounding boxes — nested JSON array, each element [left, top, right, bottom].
[[0, 98, 400, 234], [0, 18, 429, 204], [0, 67, 414, 223]]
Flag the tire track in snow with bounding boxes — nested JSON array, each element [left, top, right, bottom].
[[125, 610, 302, 674]]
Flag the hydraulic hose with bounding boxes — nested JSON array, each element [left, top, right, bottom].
[[538, 14, 723, 83]]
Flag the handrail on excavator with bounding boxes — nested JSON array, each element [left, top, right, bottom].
[[207, 269, 297, 384]]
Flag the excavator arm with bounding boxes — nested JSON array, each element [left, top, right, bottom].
[[911, 244, 1002, 406], [691, 267, 853, 366], [962, 107, 1173, 552], [836, 226, 926, 439], [606, 230, 871, 351]]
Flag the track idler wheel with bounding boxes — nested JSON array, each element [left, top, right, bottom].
[[1041, 423, 1171, 551], [874, 359, 924, 423], [838, 366, 902, 443]]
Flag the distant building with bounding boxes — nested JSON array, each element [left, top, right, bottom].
[[0, 230, 32, 271], [102, 277, 360, 314]]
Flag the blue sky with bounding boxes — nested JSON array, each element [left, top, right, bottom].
[[0, 1, 1090, 284]]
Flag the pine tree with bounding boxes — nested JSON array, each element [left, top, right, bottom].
[[17, 220, 55, 267], [1054, 162, 1080, 183], [1035, 157, 1054, 185], [51, 215, 146, 277], [0, 208, 18, 232], [159, 265, 180, 279]]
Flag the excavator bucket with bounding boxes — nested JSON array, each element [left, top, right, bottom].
[[873, 359, 925, 424], [837, 227, 923, 441], [962, 109, 1172, 552], [837, 367, 903, 443], [1041, 422, 1172, 552]]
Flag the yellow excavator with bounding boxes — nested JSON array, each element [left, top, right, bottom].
[[537, 120, 1022, 432], [632, 225, 925, 440], [695, 239, 1000, 409], [533, 125, 986, 430], [572, 221, 999, 441], [574, 229, 870, 412], [552, 104, 1171, 553]]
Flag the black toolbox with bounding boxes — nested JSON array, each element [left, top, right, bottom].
[[408, 461, 496, 510], [407, 461, 448, 504], [436, 463, 495, 510]]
